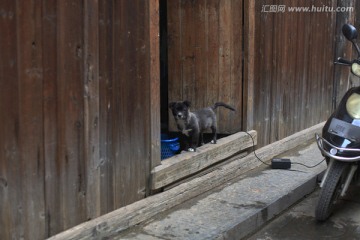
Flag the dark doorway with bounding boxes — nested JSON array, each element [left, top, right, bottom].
[[160, 0, 169, 132]]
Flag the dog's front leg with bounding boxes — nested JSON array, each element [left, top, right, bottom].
[[179, 133, 190, 152], [189, 130, 199, 152]]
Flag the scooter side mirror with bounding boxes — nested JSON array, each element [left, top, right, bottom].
[[342, 24, 358, 41], [342, 24, 360, 58]]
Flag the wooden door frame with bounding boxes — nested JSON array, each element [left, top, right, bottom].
[[149, 0, 162, 177], [243, 0, 255, 131]]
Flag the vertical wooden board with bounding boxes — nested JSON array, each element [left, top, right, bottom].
[[311, 0, 333, 127], [230, 0, 243, 132], [307, 0, 319, 127], [113, 0, 150, 208], [271, 0, 288, 142], [283, 1, 301, 135], [113, 0, 129, 209], [287, 0, 301, 135], [318, 0, 331, 121], [16, 0, 46, 239], [167, 0, 182, 130], [334, 0, 354, 107], [57, 0, 86, 230], [286, 0, 299, 135], [299, 0, 312, 131], [293, 0, 305, 132], [133, 0, 152, 200], [254, 0, 274, 146], [0, 1, 21, 239], [218, 0, 232, 133], [278, 1, 289, 137], [181, 0, 196, 105], [206, 0, 220, 113], [306, 0, 322, 127], [42, 0, 60, 236], [83, 0, 101, 221], [98, 0, 115, 215], [320, 0, 336, 122], [149, 0, 161, 171], [243, 0, 255, 131], [194, 0, 207, 110], [269, 1, 280, 143]]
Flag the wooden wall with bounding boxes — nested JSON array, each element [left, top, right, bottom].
[[248, 0, 354, 147], [0, 0, 160, 239], [167, 0, 243, 134], [166, 0, 353, 144], [0, 0, 357, 239]]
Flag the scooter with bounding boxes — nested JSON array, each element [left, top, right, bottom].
[[315, 23, 360, 221]]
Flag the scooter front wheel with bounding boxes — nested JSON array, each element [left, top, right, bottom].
[[315, 161, 348, 221]]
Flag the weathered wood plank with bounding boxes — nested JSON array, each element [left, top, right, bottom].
[[151, 130, 257, 190], [42, 0, 60, 236], [243, 0, 255, 131], [167, 0, 241, 134], [83, 0, 101, 221], [149, 0, 161, 171], [218, 0, 232, 133], [206, 0, 220, 107], [57, 0, 86, 230], [230, 0, 243, 131], [112, 0, 153, 207], [194, 0, 207, 109], [181, 0, 196, 103], [0, 1, 21, 239], [98, 0, 115, 216], [48, 123, 324, 240], [17, 0, 46, 239]]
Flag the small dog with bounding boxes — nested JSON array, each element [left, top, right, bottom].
[[169, 101, 235, 152]]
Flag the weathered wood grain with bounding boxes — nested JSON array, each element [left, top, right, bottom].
[[17, 0, 45, 239], [243, 0, 255, 131], [83, 0, 101, 223], [57, 0, 87, 231], [98, 0, 115, 217], [42, 0, 61, 237], [252, 0, 337, 147], [167, 0, 182, 131], [167, 0, 243, 134], [152, 130, 257, 189], [48, 123, 324, 240], [0, 1, 22, 239], [149, 0, 162, 171], [1, 0, 160, 238]]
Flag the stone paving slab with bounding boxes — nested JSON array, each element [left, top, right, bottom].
[[114, 142, 327, 240]]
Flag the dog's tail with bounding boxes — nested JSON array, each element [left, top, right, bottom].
[[212, 102, 235, 111]]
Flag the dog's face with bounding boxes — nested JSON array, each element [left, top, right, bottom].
[[169, 101, 191, 121]]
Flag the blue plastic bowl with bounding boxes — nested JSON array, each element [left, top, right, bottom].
[[161, 134, 180, 159]]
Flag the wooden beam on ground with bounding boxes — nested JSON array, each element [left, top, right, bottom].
[[48, 122, 324, 240], [152, 130, 257, 190]]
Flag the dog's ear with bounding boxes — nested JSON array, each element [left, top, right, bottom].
[[169, 102, 176, 109], [183, 100, 191, 107]]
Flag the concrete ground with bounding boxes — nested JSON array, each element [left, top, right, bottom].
[[248, 187, 360, 240], [112, 141, 327, 239]]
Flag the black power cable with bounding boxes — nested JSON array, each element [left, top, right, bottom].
[[243, 131, 326, 169]]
